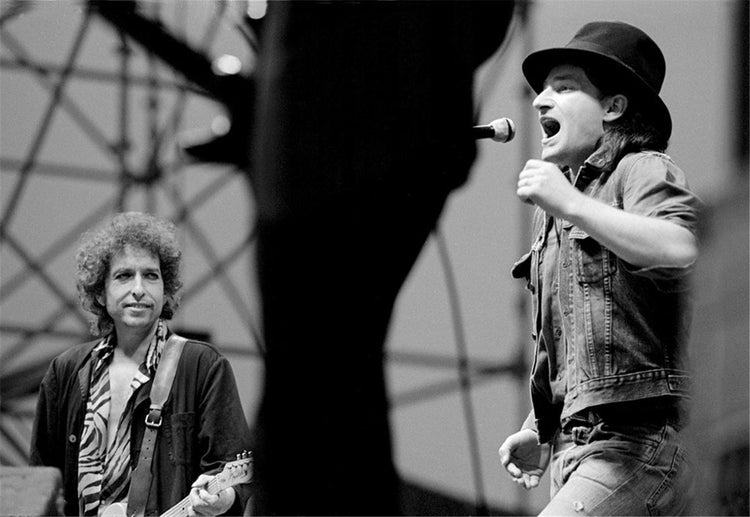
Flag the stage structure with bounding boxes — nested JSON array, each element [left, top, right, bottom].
[[1, 0, 264, 463], [0, 1, 531, 513]]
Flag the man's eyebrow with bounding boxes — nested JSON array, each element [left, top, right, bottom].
[[110, 265, 160, 274], [544, 73, 579, 86]]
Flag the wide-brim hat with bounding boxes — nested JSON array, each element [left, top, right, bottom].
[[522, 21, 672, 140]]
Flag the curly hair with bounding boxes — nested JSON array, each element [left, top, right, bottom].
[[76, 212, 183, 337]]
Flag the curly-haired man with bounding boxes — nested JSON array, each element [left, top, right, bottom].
[[31, 212, 252, 516]]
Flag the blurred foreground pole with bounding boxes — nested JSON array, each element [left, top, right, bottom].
[[248, 2, 515, 514]]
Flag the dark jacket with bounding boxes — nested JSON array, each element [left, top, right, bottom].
[[30, 336, 253, 516]]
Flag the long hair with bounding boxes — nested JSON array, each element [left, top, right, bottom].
[[582, 61, 670, 172], [76, 212, 183, 337]]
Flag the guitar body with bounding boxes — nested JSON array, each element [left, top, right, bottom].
[[100, 452, 252, 517], [101, 500, 190, 517], [101, 502, 127, 517]]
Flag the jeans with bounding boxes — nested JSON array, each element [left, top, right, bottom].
[[540, 418, 693, 516]]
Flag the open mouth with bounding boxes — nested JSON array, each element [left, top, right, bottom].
[[540, 117, 561, 138]]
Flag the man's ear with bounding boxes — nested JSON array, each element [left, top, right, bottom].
[[603, 94, 628, 122], [96, 293, 105, 307]]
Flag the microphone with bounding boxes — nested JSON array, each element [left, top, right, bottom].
[[472, 117, 516, 143]]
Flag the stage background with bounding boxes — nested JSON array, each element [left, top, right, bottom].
[[1, 1, 747, 514]]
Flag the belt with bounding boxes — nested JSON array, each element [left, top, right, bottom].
[[562, 399, 683, 433]]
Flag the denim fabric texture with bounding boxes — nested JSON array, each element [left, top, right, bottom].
[[541, 419, 693, 516], [512, 151, 702, 443]]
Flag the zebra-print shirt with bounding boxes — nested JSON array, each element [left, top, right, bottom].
[[77, 321, 167, 516]]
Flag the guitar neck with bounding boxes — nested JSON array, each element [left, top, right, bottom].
[[161, 477, 222, 517]]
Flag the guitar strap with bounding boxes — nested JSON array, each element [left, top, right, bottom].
[[126, 334, 187, 517]]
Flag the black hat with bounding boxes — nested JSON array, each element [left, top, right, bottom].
[[522, 21, 672, 139]]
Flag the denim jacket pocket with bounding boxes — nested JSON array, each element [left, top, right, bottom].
[[568, 226, 617, 284]]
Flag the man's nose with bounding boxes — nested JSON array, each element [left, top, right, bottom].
[[131, 276, 145, 299], [532, 87, 552, 111]]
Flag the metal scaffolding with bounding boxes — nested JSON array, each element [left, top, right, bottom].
[[0, 1, 531, 513], [0, 0, 264, 463]]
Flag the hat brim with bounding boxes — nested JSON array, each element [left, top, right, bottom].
[[522, 47, 672, 140]]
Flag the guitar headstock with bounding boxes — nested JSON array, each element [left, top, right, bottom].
[[213, 451, 253, 492]]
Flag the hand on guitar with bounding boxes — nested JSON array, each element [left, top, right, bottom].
[[102, 453, 252, 516], [188, 474, 236, 516]]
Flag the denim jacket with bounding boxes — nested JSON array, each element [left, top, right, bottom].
[[512, 151, 701, 444]]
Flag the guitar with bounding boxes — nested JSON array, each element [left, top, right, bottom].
[[102, 451, 253, 517]]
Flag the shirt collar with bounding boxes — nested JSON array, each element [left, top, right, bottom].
[[90, 319, 168, 377], [566, 159, 605, 191]]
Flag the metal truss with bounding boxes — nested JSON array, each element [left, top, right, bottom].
[[0, 0, 263, 464], [0, 1, 528, 513]]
